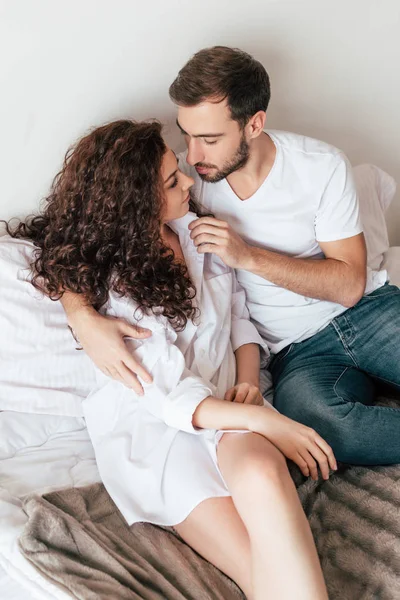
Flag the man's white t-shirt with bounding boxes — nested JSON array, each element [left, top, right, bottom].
[[178, 130, 386, 354]]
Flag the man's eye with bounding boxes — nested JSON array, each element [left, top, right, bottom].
[[170, 176, 179, 188], [204, 140, 217, 146]]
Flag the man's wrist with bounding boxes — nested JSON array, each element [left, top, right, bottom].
[[239, 244, 258, 272]]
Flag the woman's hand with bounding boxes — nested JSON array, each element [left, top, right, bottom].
[[224, 382, 264, 406], [250, 409, 337, 480], [70, 308, 153, 394]]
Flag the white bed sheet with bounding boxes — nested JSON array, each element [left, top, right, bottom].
[[0, 562, 27, 600], [0, 413, 100, 599]]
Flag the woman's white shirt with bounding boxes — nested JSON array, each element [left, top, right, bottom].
[[82, 212, 268, 525]]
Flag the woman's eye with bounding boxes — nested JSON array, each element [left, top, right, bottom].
[[204, 139, 217, 146], [170, 176, 179, 188]]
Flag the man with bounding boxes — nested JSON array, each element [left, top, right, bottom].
[[63, 46, 400, 465]]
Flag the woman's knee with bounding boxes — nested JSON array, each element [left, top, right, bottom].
[[229, 439, 290, 496], [249, 452, 289, 491]]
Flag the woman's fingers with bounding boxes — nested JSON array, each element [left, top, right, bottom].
[[224, 388, 236, 402], [298, 450, 319, 480], [314, 435, 337, 471], [244, 392, 263, 405], [234, 389, 249, 404], [102, 362, 145, 396], [118, 362, 145, 395], [302, 430, 337, 480], [122, 353, 153, 385], [305, 444, 330, 480], [120, 321, 152, 340], [102, 365, 130, 389], [225, 384, 263, 406], [293, 453, 310, 478]]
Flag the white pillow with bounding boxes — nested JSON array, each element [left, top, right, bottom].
[[353, 164, 397, 270], [0, 237, 96, 416], [0, 411, 86, 459]]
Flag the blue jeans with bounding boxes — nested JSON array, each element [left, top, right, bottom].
[[269, 283, 400, 465]]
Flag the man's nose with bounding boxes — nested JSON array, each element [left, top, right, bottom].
[[186, 140, 204, 166]]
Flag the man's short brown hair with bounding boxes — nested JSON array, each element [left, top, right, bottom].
[[169, 46, 271, 128]]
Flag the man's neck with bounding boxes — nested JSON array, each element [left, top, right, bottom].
[[226, 132, 276, 201]]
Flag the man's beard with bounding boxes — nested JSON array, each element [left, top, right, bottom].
[[196, 133, 250, 183]]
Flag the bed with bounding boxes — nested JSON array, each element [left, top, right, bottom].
[[0, 414, 99, 600], [1, 364, 399, 600], [0, 164, 399, 599]]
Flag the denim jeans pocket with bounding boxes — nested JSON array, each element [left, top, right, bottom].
[[271, 343, 295, 365]]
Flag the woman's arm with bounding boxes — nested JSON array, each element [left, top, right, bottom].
[[226, 271, 267, 405], [192, 396, 337, 480], [193, 395, 259, 430], [224, 343, 264, 405], [235, 343, 260, 387]]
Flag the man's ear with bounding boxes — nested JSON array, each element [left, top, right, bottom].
[[246, 111, 267, 139]]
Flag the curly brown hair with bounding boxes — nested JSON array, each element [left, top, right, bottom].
[[4, 119, 201, 330]]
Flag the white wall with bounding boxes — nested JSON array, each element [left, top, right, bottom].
[[1, 0, 399, 243]]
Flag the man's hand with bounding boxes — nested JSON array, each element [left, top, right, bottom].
[[70, 309, 153, 394], [189, 217, 251, 269], [224, 382, 264, 406]]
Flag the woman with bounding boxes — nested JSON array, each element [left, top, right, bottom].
[[7, 120, 335, 600]]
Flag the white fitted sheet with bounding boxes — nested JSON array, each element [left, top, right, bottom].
[[0, 412, 100, 599], [0, 561, 29, 600]]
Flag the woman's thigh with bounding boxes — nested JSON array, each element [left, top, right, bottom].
[[173, 494, 251, 599], [173, 433, 291, 599]]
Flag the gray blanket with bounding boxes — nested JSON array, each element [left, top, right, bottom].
[[19, 463, 400, 600], [19, 483, 244, 600]]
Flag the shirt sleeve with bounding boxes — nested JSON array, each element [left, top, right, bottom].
[[89, 296, 212, 435], [315, 153, 363, 243], [230, 272, 270, 366]]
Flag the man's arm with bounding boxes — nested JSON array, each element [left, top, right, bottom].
[[190, 153, 367, 307], [61, 291, 153, 393], [243, 233, 367, 307], [189, 218, 367, 308]]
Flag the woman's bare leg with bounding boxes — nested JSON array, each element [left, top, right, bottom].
[[174, 432, 327, 599], [174, 495, 253, 598], [217, 433, 328, 600]]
